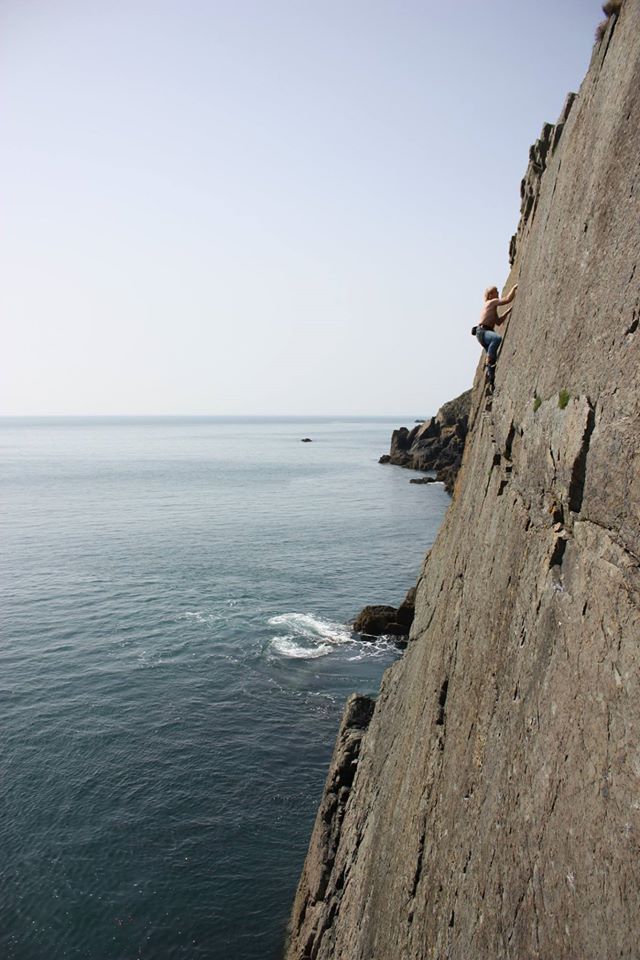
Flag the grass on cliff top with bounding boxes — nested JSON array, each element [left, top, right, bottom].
[[596, 0, 623, 40]]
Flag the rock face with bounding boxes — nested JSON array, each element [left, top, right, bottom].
[[287, 694, 375, 958], [286, 6, 640, 959], [381, 389, 472, 494], [509, 92, 576, 266]]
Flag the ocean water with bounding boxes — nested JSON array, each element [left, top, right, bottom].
[[0, 417, 449, 960]]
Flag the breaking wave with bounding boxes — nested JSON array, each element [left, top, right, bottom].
[[267, 612, 397, 661], [268, 613, 353, 660]]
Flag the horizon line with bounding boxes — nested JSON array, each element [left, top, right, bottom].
[[0, 412, 430, 420]]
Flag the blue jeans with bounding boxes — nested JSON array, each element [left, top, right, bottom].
[[477, 327, 502, 362]]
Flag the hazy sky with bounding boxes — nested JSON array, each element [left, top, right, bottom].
[[1, 0, 599, 416]]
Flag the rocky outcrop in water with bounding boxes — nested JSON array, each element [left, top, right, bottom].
[[380, 389, 472, 494], [352, 586, 416, 644], [287, 4, 640, 958]]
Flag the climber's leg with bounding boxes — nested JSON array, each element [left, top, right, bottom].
[[484, 330, 502, 363]]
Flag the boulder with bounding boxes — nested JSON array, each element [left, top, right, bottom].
[[353, 586, 416, 639], [352, 605, 399, 637]]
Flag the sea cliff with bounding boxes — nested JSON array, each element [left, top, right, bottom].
[[286, 3, 640, 958]]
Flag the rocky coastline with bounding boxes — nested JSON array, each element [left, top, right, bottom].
[[379, 389, 471, 494]]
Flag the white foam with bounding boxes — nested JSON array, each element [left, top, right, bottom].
[[270, 636, 334, 659], [267, 612, 352, 644], [345, 637, 393, 661], [268, 611, 403, 661], [268, 612, 354, 660]]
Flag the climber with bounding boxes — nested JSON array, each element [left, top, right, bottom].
[[472, 283, 518, 385]]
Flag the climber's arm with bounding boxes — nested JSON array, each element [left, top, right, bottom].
[[498, 284, 518, 306]]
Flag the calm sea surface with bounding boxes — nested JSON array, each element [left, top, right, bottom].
[[0, 417, 449, 960]]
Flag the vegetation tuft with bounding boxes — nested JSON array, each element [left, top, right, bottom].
[[558, 389, 571, 410], [596, 0, 623, 41], [533, 395, 542, 413]]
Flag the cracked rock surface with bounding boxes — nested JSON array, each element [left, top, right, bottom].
[[286, 5, 640, 959]]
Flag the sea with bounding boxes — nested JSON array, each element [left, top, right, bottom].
[[0, 416, 449, 960]]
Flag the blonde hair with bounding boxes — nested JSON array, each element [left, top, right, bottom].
[[484, 286, 499, 300]]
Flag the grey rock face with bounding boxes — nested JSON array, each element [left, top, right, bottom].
[[287, 4, 640, 958], [285, 695, 375, 958], [509, 92, 576, 266]]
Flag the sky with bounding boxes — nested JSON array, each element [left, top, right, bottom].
[[1, 0, 600, 417]]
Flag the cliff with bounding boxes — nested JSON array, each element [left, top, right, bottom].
[[286, 4, 640, 958], [379, 390, 472, 494]]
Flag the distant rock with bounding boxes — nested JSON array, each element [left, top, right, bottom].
[[380, 389, 472, 494], [409, 476, 437, 485], [300, 438, 313, 442]]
